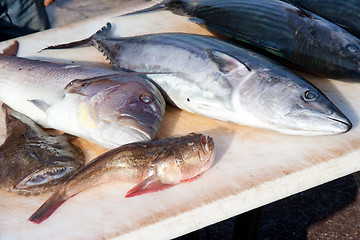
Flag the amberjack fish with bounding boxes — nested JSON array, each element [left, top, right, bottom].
[[43, 23, 352, 136]]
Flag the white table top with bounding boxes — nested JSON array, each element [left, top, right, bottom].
[[0, 2, 359, 239]]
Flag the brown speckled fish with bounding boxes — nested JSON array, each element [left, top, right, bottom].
[[0, 105, 85, 195], [29, 133, 215, 224]]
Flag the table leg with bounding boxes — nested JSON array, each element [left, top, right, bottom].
[[232, 207, 263, 240], [353, 171, 360, 188]]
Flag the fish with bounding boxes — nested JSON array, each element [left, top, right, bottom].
[[282, 0, 360, 39], [42, 23, 352, 136], [124, 0, 360, 80], [0, 52, 166, 149], [0, 104, 85, 195], [28, 133, 215, 224]]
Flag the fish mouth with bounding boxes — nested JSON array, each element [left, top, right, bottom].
[[118, 114, 158, 140], [15, 166, 77, 190], [326, 115, 352, 133], [284, 106, 352, 135]]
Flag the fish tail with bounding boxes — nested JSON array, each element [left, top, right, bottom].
[[40, 22, 112, 51], [1, 40, 19, 56], [28, 188, 68, 224], [119, 1, 167, 17]]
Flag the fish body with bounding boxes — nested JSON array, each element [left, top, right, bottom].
[[0, 105, 84, 195], [283, 0, 360, 39], [129, 0, 360, 80], [0, 55, 165, 148], [45, 23, 352, 136], [28, 133, 215, 224]]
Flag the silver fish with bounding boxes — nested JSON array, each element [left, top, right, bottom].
[[0, 105, 84, 195], [0, 53, 165, 149], [28, 133, 215, 224], [43, 23, 351, 136]]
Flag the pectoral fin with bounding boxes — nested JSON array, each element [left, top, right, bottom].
[[125, 174, 173, 198], [28, 99, 50, 112], [207, 49, 251, 74]]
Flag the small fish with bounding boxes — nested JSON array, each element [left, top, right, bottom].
[[0, 105, 85, 195], [0, 51, 165, 149], [125, 0, 360, 80], [43, 23, 352, 136], [283, 0, 360, 39], [28, 133, 215, 224]]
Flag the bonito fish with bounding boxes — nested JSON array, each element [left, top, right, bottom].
[[0, 52, 165, 149], [0, 105, 84, 195], [125, 0, 360, 80], [44, 23, 352, 136], [28, 133, 215, 224]]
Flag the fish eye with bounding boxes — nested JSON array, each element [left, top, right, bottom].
[[347, 44, 359, 52], [139, 95, 151, 104], [303, 90, 318, 102]]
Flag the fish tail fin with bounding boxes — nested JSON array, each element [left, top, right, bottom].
[[40, 22, 112, 51], [119, 1, 167, 17], [28, 188, 68, 224], [1, 41, 19, 56]]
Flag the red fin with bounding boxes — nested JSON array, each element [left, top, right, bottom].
[[125, 174, 173, 198], [2, 41, 19, 56], [180, 173, 202, 183], [28, 188, 68, 224]]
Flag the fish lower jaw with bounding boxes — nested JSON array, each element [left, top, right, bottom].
[[90, 130, 152, 149]]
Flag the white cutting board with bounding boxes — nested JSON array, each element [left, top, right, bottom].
[[0, 2, 360, 240]]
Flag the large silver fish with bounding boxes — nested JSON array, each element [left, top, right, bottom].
[[44, 23, 351, 136], [28, 133, 215, 224], [0, 53, 165, 149], [0, 105, 84, 195]]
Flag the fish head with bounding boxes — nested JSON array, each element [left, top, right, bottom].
[[82, 76, 166, 148], [237, 70, 352, 135], [14, 155, 83, 194], [293, 18, 360, 80], [336, 36, 360, 79], [156, 133, 215, 184]]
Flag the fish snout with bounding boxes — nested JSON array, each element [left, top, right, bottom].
[[283, 103, 352, 135], [326, 111, 352, 134]]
